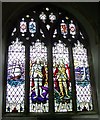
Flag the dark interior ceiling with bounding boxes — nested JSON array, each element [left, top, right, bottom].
[[2, 2, 99, 23]]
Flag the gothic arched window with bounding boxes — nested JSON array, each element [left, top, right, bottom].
[[4, 4, 96, 115]]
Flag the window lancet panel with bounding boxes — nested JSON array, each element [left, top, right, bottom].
[[73, 41, 93, 111], [30, 39, 49, 112], [53, 40, 72, 112], [6, 38, 25, 112]]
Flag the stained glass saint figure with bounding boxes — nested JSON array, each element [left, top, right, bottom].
[[53, 41, 72, 112], [30, 40, 49, 112]]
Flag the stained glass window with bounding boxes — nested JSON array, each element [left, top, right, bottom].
[[4, 5, 95, 115], [6, 38, 25, 112], [73, 41, 93, 111], [53, 40, 72, 112], [30, 39, 49, 112]]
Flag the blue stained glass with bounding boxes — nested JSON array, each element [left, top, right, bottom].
[[7, 64, 24, 87], [29, 19, 36, 33], [8, 78, 24, 87], [75, 67, 90, 87]]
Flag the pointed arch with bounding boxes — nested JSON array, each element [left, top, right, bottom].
[[3, 3, 96, 115]]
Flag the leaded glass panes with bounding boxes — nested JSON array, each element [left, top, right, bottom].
[[6, 38, 25, 112], [73, 41, 93, 111], [5, 5, 95, 115], [30, 39, 49, 112], [53, 40, 72, 112]]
